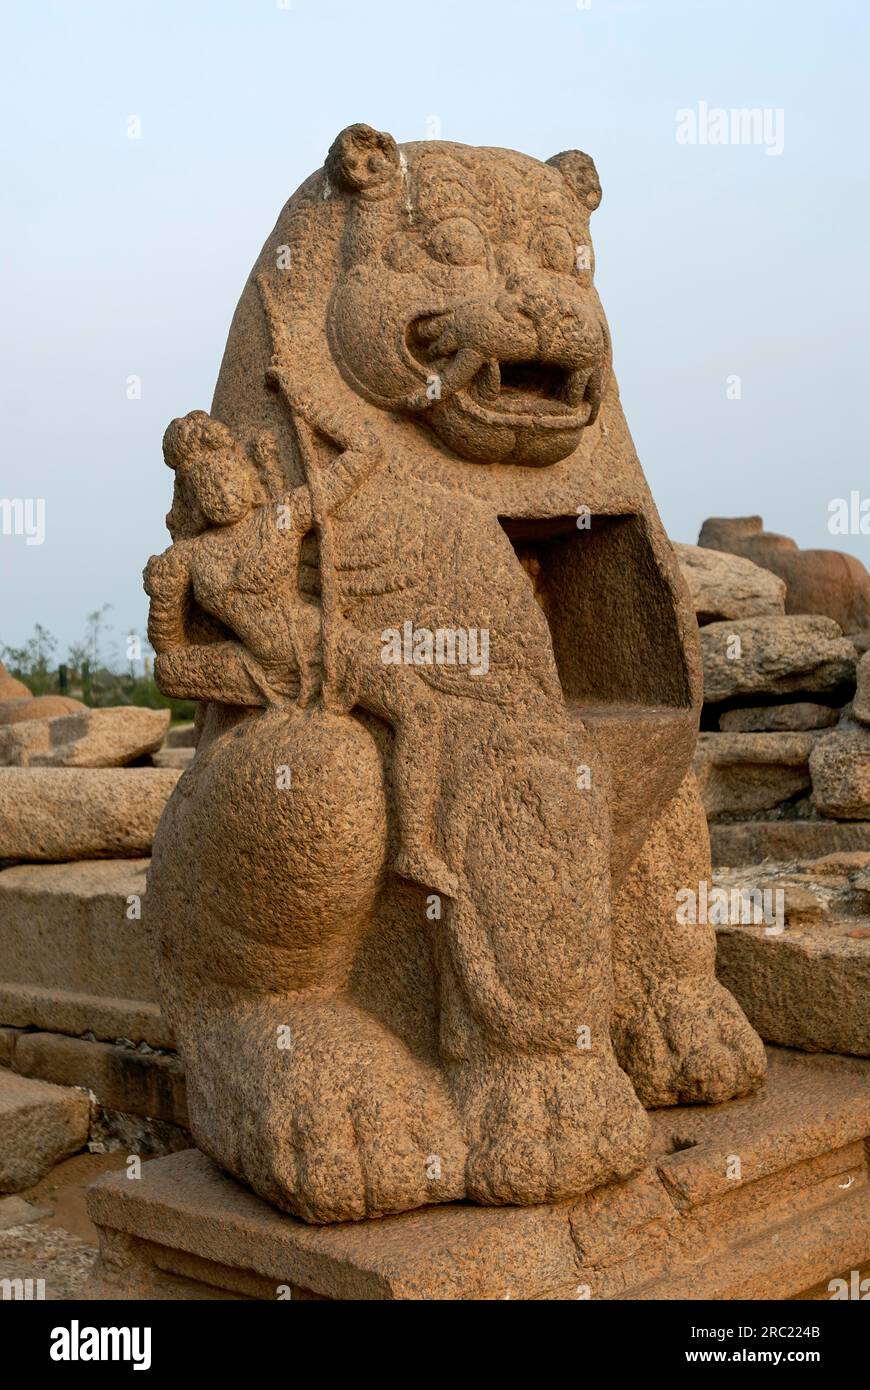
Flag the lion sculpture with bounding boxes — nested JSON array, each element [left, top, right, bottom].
[[144, 126, 766, 1223]]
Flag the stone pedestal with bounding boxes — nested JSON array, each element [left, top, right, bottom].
[[86, 1048, 870, 1301]]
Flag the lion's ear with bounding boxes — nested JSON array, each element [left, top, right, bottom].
[[326, 124, 401, 194], [546, 150, 602, 212]]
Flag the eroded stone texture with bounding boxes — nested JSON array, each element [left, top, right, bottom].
[[0, 695, 86, 725], [699, 616, 857, 704], [0, 769, 179, 860], [694, 731, 821, 819], [810, 713, 870, 819], [0, 859, 169, 1046], [86, 1049, 870, 1299], [719, 702, 839, 733], [854, 651, 870, 725], [0, 1070, 89, 1192], [13, 1033, 187, 1128], [715, 858, 870, 1056], [0, 706, 169, 768], [609, 771, 765, 1106], [711, 819, 870, 867], [143, 126, 763, 1224], [0, 1026, 21, 1067], [673, 542, 785, 625]]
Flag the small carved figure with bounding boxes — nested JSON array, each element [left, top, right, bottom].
[[146, 407, 457, 895]]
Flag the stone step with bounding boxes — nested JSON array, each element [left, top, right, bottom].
[[0, 1069, 89, 1193], [629, 1186, 870, 1300], [695, 731, 820, 819], [711, 819, 870, 866], [0, 986, 167, 1050], [8, 1030, 187, 1129], [0, 768, 179, 861], [714, 863, 870, 1056], [0, 859, 171, 1048]]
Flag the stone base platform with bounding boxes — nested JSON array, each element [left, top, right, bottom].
[[85, 1048, 870, 1300]]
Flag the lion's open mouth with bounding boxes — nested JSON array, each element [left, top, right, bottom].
[[470, 360, 577, 416], [404, 316, 603, 429]]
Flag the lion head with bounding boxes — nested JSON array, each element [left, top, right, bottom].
[[321, 125, 611, 468]]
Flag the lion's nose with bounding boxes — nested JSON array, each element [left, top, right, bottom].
[[503, 280, 605, 368]]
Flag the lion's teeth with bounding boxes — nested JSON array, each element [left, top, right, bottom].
[[584, 370, 603, 424], [564, 370, 588, 407], [477, 361, 501, 402]]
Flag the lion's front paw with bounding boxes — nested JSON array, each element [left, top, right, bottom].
[[192, 999, 467, 1223], [268, 1065, 465, 1224], [451, 1050, 650, 1206], [613, 978, 767, 1108]]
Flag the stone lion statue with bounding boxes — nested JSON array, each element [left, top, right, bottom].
[[144, 126, 765, 1223]]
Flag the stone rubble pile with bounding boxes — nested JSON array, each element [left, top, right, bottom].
[[677, 521, 870, 1058], [0, 667, 191, 1185], [698, 515, 870, 652], [713, 852, 870, 1056], [676, 525, 870, 858], [0, 661, 86, 727]]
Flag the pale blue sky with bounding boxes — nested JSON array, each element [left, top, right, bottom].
[[1, 0, 868, 659]]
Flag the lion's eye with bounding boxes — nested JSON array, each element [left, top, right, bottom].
[[541, 225, 576, 273], [427, 217, 487, 267]]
